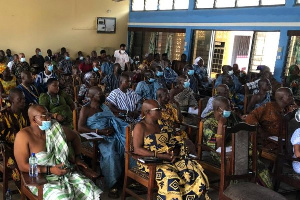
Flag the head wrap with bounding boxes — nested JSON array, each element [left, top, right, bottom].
[[194, 57, 204, 65], [83, 71, 97, 84]]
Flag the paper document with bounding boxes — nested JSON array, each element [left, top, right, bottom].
[[268, 136, 285, 142], [216, 146, 232, 153], [188, 107, 199, 115], [81, 132, 104, 140]]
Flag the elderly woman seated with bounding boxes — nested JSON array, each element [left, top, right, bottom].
[[78, 71, 98, 105], [39, 78, 75, 128], [133, 99, 210, 200]]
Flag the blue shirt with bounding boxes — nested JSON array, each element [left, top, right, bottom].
[[35, 71, 57, 93], [215, 74, 242, 92], [135, 81, 162, 100], [164, 68, 178, 84], [17, 84, 40, 106], [101, 62, 113, 76]]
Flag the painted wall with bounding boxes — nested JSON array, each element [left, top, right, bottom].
[[0, 0, 129, 59], [128, 0, 300, 80]]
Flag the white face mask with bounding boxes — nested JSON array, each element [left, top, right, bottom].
[[120, 50, 125, 54], [20, 57, 26, 62]]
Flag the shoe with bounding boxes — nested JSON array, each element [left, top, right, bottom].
[[108, 188, 120, 199]]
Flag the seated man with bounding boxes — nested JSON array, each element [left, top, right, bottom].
[[58, 52, 72, 74], [30, 48, 45, 73], [247, 79, 271, 113], [135, 70, 162, 100], [101, 63, 122, 93], [0, 88, 28, 190], [215, 65, 242, 93], [163, 60, 178, 89], [154, 65, 167, 88], [14, 105, 102, 199], [12, 53, 30, 84], [133, 99, 210, 199], [107, 74, 140, 123], [183, 65, 199, 95], [201, 84, 230, 118], [17, 71, 40, 106], [35, 61, 57, 93], [78, 86, 128, 198], [246, 87, 298, 148], [203, 96, 272, 188]]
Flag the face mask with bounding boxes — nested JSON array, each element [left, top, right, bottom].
[[20, 57, 26, 62], [223, 110, 231, 118], [135, 61, 139, 65], [183, 81, 190, 88], [149, 78, 155, 83], [38, 52, 42, 56], [156, 71, 163, 77], [48, 65, 53, 72], [37, 120, 51, 131], [120, 50, 125, 54], [295, 109, 300, 122], [188, 70, 194, 76], [65, 56, 70, 60], [165, 67, 170, 70], [228, 70, 233, 75], [79, 56, 84, 60], [93, 67, 99, 72]]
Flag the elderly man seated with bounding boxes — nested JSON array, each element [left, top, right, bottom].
[[78, 86, 128, 198], [133, 99, 210, 199], [246, 87, 298, 149], [135, 70, 162, 100], [107, 74, 140, 123], [17, 71, 40, 106], [14, 105, 102, 199]]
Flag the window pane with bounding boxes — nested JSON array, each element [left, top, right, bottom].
[[174, 0, 189, 9], [237, 0, 259, 7], [132, 0, 145, 11], [215, 0, 235, 8], [145, 0, 158, 10], [196, 0, 214, 8], [159, 0, 173, 10], [261, 0, 285, 5], [298, 0, 300, 3]]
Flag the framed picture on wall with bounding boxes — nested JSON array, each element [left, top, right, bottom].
[[97, 17, 116, 33]]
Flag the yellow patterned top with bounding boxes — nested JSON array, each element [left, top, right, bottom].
[[0, 76, 17, 95]]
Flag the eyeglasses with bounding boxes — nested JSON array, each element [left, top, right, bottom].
[[149, 107, 162, 112], [34, 113, 52, 120]]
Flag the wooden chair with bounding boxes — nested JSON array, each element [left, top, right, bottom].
[[20, 166, 99, 200], [122, 124, 158, 200], [0, 142, 14, 200], [218, 122, 286, 200]]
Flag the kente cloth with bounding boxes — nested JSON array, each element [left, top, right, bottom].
[[254, 93, 271, 109], [203, 112, 273, 189], [39, 91, 73, 128], [0, 108, 28, 190], [0, 76, 17, 95], [86, 104, 128, 188], [163, 68, 178, 85], [174, 88, 198, 112], [28, 121, 102, 199], [135, 80, 162, 100], [291, 128, 300, 174], [138, 121, 210, 200]]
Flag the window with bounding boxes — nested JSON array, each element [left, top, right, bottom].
[[174, 0, 189, 9], [132, 0, 144, 11], [159, 0, 173, 10], [196, 0, 214, 8], [298, 0, 300, 3], [236, 0, 259, 7], [145, 0, 158, 10], [261, 0, 285, 5], [215, 0, 236, 8]]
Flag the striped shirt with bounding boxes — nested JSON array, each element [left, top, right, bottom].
[[106, 88, 139, 112]]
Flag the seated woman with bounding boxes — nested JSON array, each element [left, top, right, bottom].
[[133, 100, 210, 200], [247, 79, 271, 113], [170, 75, 198, 112], [291, 109, 300, 174], [39, 78, 74, 128], [203, 96, 272, 189], [78, 71, 98, 105], [0, 67, 17, 98]]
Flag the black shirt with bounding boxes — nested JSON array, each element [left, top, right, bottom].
[[30, 55, 45, 73]]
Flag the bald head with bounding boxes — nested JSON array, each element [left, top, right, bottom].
[[141, 99, 160, 117], [28, 105, 48, 122], [213, 96, 230, 111]]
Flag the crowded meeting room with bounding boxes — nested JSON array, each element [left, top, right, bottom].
[[1, 0, 300, 199]]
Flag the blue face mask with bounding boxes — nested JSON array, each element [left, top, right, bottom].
[[223, 110, 231, 118], [183, 81, 190, 88], [38, 120, 51, 131], [188, 70, 194, 75], [228, 70, 233, 76], [48, 65, 53, 72], [148, 78, 155, 83], [93, 67, 99, 72], [156, 71, 163, 77], [65, 56, 70, 60], [165, 67, 170, 70], [38, 52, 42, 56]]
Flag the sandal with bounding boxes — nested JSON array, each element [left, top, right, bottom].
[[108, 188, 120, 199]]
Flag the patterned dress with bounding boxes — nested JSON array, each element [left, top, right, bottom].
[[28, 121, 102, 199], [0, 76, 17, 95], [0, 108, 28, 189], [138, 121, 210, 200]]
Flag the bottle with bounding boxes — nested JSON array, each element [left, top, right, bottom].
[[29, 153, 38, 177], [5, 189, 12, 200]]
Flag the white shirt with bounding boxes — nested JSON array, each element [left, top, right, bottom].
[[114, 50, 129, 71], [7, 61, 14, 71]]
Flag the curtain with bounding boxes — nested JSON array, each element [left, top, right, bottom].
[[129, 31, 134, 56], [165, 33, 173, 60], [148, 32, 156, 54]]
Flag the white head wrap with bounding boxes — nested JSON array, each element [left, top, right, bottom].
[[194, 56, 204, 65]]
